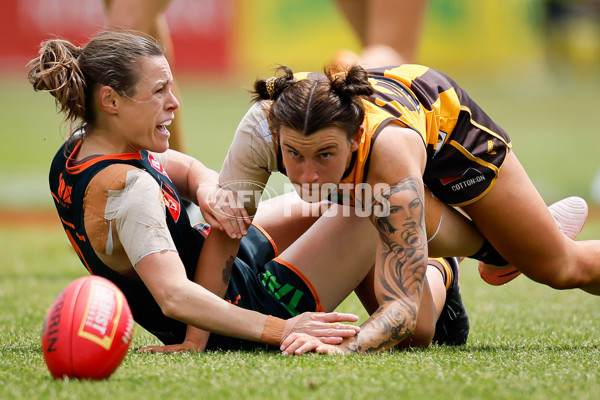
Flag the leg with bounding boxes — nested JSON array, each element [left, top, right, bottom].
[[333, 0, 428, 67], [424, 188, 484, 258], [363, 0, 429, 65], [253, 192, 323, 253], [463, 151, 600, 294], [276, 204, 379, 312]]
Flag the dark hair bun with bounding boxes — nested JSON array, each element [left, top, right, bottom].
[[327, 64, 374, 101]]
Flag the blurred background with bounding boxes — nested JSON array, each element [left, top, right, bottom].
[[1, 0, 600, 215]]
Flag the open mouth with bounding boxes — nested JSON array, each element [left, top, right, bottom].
[[156, 119, 172, 135]]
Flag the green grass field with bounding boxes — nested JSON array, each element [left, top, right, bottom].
[[1, 69, 599, 399]]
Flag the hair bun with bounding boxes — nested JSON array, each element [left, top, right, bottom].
[[327, 64, 374, 101]]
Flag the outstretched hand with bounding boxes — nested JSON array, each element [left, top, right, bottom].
[[282, 312, 360, 345]]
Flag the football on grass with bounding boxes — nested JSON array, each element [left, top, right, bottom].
[[41, 275, 134, 380]]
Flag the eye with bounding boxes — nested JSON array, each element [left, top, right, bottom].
[[318, 153, 331, 160], [288, 150, 300, 158]]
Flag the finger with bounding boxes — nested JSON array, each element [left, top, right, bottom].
[[234, 215, 248, 236], [317, 336, 344, 345], [281, 337, 308, 356], [294, 341, 320, 355], [224, 218, 243, 239], [202, 213, 223, 231], [318, 312, 359, 323], [280, 333, 301, 352], [137, 346, 165, 353], [318, 324, 360, 335], [240, 207, 252, 225]]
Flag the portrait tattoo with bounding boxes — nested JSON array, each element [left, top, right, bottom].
[[349, 177, 428, 351]]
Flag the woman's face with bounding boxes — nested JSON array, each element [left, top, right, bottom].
[[279, 125, 361, 202], [118, 56, 179, 153]]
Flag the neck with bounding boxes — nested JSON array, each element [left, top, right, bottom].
[[76, 128, 134, 160]]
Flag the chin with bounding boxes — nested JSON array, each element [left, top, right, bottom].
[[293, 183, 333, 203]]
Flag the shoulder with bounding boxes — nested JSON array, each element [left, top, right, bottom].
[[368, 124, 427, 184], [89, 164, 152, 192], [236, 101, 273, 142]]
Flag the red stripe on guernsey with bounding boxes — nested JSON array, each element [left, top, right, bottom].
[[440, 176, 462, 185], [65, 141, 143, 175]]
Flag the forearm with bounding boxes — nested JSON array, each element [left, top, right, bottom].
[[170, 281, 270, 342], [137, 251, 286, 345]]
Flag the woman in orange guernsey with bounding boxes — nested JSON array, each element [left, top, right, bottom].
[[212, 64, 592, 355]]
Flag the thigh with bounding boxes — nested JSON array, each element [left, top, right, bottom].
[[253, 192, 323, 253], [462, 151, 570, 280], [277, 205, 379, 312]]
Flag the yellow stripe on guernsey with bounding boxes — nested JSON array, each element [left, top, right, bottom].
[[380, 65, 461, 150]]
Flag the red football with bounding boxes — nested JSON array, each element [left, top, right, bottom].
[[41, 275, 134, 380]]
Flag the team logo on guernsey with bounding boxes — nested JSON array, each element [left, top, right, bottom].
[[56, 173, 73, 207], [440, 168, 486, 192], [434, 131, 448, 157], [148, 153, 169, 178], [161, 189, 180, 222]]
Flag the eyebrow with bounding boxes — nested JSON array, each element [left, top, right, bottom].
[[282, 143, 338, 153], [153, 78, 170, 88]]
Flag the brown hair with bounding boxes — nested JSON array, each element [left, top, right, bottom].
[[251, 64, 374, 141], [27, 30, 164, 135]]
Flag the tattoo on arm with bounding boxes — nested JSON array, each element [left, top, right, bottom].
[[221, 256, 235, 285], [344, 177, 428, 353]]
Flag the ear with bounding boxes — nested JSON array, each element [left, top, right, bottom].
[[98, 86, 120, 115], [350, 126, 364, 152]]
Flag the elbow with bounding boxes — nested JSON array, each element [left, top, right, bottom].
[[156, 290, 187, 321], [404, 316, 418, 338]]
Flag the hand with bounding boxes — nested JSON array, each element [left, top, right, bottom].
[[137, 339, 202, 354], [197, 185, 251, 239], [282, 312, 360, 345], [280, 332, 349, 355]]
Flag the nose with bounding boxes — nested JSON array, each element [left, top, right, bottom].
[[299, 161, 319, 184], [166, 89, 180, 112]]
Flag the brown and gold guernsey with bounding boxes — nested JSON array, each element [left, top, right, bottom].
[[219, 64, 512, 210], [332, 65, 511, 206]]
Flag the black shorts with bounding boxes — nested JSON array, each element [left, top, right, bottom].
[[422, 81, 511, 206], [206, 224, 320, 350]]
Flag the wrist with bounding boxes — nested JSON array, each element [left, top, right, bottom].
[[260, 315, 286, 346]]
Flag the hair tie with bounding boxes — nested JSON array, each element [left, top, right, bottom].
[[266, 77, 276, 99]]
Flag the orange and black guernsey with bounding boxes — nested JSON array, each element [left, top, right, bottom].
[[292, 65, 512, 206], [49, 138, 315, 349]]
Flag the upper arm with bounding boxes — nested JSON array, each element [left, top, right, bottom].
[[219, 102, 278, 211]]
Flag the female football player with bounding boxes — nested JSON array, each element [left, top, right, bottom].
[[210, 63, 592, 354]]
